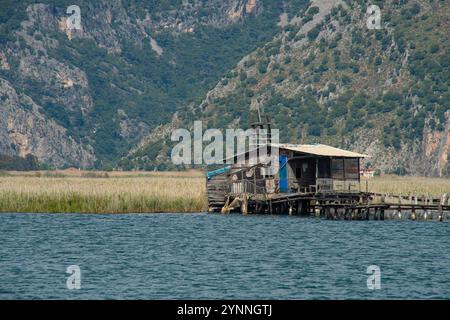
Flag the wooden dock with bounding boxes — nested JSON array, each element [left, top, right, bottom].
[[215, 190, 450, 221]]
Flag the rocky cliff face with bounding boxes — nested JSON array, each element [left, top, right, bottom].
[[0, 0, 279, 168], [0, 78, 95, 167]]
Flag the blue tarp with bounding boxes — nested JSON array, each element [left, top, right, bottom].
[[279, 155, 288, 193], [206, 166, 231, 180]]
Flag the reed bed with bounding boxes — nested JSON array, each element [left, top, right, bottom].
[[363, 175, 450, 197], [0, 171, 448, 214], [0, 173, 207, 214]]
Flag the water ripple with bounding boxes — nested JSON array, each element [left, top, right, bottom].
[[0, 213, 448, 299]]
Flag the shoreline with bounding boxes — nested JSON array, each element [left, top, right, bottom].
[[0, 211, 206, 215]]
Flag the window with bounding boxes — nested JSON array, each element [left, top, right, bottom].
[[318, 158, 331, 178], [331, 158, 344, 179], [332, 158, 359, 179], [344, 158, 359, 179], [295, 167, 302, 179], [302, 162, 309, 173]]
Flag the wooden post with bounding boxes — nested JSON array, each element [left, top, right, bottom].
[[315, 157, 319, 192], [241, 194, 248, 215], [221, 197, 229, 214], [254, 168, 257, 194]]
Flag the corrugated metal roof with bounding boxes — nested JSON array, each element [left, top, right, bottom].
[[274, 144, 368, 158], [219, 143, 368, 162]]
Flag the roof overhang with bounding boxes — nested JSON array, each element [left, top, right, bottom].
[[275, 143, 368, 158], [216, 143, 368, 164]]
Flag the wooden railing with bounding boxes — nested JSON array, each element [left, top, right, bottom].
[[316, 178, 360, 193], [227, 178, 363, 196], [229, 179, 267, 196]]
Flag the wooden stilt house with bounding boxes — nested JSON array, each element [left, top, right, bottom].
[[206, 142, 367, 213]]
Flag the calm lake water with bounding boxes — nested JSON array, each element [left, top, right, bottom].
[[0, 213, 449, 299]]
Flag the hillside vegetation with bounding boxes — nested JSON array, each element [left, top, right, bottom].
[[126, 0, 449, 177], [0, 0, 309, 168], [0, 0, 449, 177]]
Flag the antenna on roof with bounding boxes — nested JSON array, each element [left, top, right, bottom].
[[250, 105, 272, 148], [266, 114, 272, 145], [257, 106, 262, 123]]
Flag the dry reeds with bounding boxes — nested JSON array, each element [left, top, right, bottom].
[[362, 175, 450, 196], [0, 171, 448, 214], [0, 172, 207, 213]]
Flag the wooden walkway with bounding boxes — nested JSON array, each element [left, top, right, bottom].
[[217, 191, 450, 221]]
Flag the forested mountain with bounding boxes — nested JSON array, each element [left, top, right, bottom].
[[0, 0, 449, 176], [125, 0, 450, 176], [0, 0, 308, 168]]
